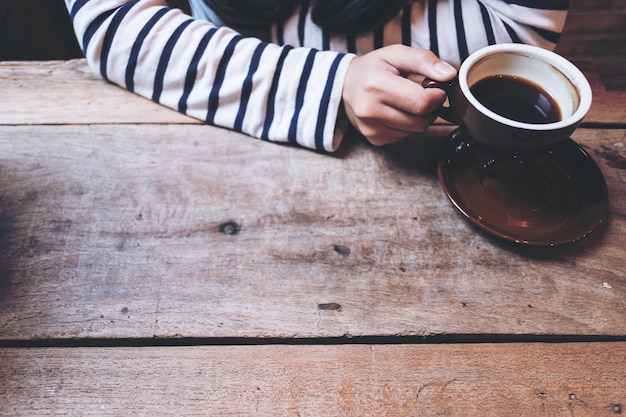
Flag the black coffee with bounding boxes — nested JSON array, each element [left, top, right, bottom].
[[470, 75, 561, 124]]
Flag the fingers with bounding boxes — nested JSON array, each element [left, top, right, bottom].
[[341, 45, 457, 146], [379, 75, 448, 116], [378, 44, 457, 82], [375, 45, 455, 115], [344, 97, 440, 146], [358, 112, 440, 147], [352, 94, 440, 133]]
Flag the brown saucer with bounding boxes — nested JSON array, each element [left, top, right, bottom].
[[437, 129, 608, 246]]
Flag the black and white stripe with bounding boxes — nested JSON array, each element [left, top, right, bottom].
[[66, 0, 569, 152]]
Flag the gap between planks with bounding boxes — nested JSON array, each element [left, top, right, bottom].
[[2, 334, 626, 349]]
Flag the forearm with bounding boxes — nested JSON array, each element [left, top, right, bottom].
[[65, 0, 354, 152]]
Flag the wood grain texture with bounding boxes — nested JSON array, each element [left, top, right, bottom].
[[0, 124, 623, 341], [1, 343, 624, 416], [0, 60, 197, 125], [1, 59, 625, 126], [0, 42, 624, 417]]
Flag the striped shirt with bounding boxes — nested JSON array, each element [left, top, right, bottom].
[[65, 0, 569, 152]]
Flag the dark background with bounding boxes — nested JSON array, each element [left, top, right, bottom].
[[0, 0, 190, 61], [0, 0, 82, 60]]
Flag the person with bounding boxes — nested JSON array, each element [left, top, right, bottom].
[[63, 0, 569, 152]]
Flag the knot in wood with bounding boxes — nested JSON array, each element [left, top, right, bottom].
[[219, 221, 240, 236], [333, 245, 350, 256], [318, 303, 342, 311]]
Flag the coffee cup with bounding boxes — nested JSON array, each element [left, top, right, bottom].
[[424, 43, 592, 149]]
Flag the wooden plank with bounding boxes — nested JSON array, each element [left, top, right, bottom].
[[600, 62, 626, 91], [568, 0, 609, 8], [1, 343, 624, 416], [0, 124, 624, 341], [0, 60, 197, 125], [558, 33, 626, 57], [567, 61, 626, 122], [563, 58, 626, 91], [1, 59, 625, 127], [560, 10, 626, 33]]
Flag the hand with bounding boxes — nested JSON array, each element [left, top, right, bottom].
[[342, 45, 457, 146]]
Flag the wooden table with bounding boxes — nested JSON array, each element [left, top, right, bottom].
[[0, 59, 624, 415]]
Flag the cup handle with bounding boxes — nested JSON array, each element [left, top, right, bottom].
[[422, 78, 458, 125]]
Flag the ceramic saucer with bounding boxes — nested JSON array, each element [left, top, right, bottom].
[[437, 129, 608, 246]]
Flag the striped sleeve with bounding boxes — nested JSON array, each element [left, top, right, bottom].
[[64, 0, 355, 152]]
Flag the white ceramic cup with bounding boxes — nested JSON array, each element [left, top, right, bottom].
[[425, 43, 593, 149]]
